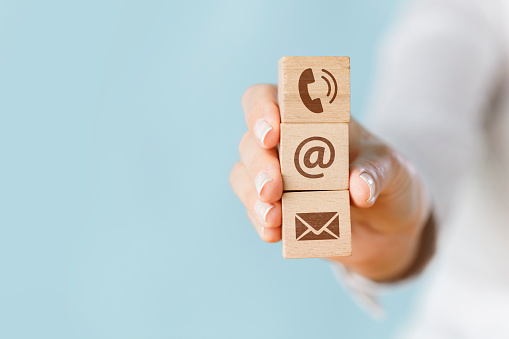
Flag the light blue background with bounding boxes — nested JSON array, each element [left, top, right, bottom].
[[0, 1, 423, 338]]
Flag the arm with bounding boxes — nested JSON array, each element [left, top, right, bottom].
[[229, 0, 502, 285], [366, 0, 503, 223], [344, 0, 503, 289]]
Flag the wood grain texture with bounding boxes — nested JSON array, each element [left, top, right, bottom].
[[280, 122, 349, 191], [278, 56, 350, 123], [282, 190, 351, 259]]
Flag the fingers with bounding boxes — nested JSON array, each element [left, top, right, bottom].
[[238, 132, 283, 203], [347, 118, 406, 208], [230, 162, 282, 243], [349, 145, 390, 208], [234, 84, 282, 245], [349, 141, 406, 209], [247, 212, 282, 243], [241, 84, 280, 149]]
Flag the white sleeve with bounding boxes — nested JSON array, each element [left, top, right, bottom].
[[364, 0, 503, 222], [339, 0, 503, 315]]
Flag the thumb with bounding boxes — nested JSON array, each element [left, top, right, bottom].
[[349, 143, 400, 209]]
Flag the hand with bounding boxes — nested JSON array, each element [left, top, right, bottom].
[[230, 84, 432, 282]]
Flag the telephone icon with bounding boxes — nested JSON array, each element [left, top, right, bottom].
[[298, 68, 338, 113]]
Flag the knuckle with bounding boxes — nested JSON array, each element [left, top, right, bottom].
[[387, 147, 404, 174], [391, 151, 412, 184], [243, 85, 279, 120], [229, 162, 244, 188], [238, 132, 250, 155], [229, 163, 239, 186], [247, 211, 261, 232], [267, 208, 282, 228], [357, 158, 378, 174], [368, 144, 393, 175], [241, 84, 260, 107], [266, 99, 279, 114], [255, 156, 279, 178], [248, 101, 266, 119], [251, 155, 266, 172], [251, 96, 278, 114], [241, 87, 252, 107]]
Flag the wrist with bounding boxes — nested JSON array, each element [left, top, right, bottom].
[[354, 210, 436, 282]]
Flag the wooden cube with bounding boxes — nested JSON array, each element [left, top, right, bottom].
[[280, 122, 349, 191], [278, 56, 350, 123], [282, 190, 351, 259]]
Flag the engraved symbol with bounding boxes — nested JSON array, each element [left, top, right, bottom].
[[296, 212, 340, 241], [294, 136, 335, 178], [298, 68, 337, 113]]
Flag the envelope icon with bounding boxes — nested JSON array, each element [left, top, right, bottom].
[[295, 212, 340, 241]]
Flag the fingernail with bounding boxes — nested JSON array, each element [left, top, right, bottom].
[[360, 172, 376, 203], [254, 120, 272, 146], [261, 226, 265, 235], [254, 200, 275, 224], [255, 171, 273, 197]]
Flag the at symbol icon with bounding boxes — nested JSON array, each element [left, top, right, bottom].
[[294, 136, 335, 178]]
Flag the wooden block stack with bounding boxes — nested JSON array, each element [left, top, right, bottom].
[[279, 56, 351, 259]]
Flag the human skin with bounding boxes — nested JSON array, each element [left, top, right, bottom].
[[230, 84, 432, 282]]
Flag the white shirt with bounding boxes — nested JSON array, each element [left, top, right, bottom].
[[348, 0, 509, 337]]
